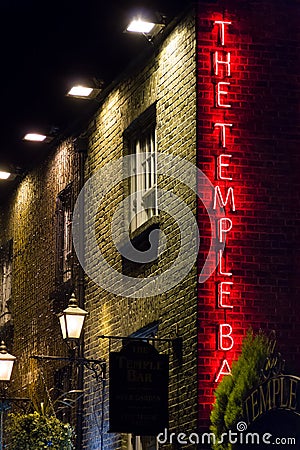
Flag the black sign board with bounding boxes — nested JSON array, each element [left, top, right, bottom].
[[242, 336, 300, 430], [243, 374, 300, 426], [109, 340, 169, 435]]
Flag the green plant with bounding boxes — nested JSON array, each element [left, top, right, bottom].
[[210, 329, 271, 450], [6, 411, 74, 450]]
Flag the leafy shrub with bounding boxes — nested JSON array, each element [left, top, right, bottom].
[[6, 411, 74, 450], [210, 329, 271, 450]]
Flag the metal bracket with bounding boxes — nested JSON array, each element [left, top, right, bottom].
[[99, 335, 183, 362], [31, 355, 106, 382]]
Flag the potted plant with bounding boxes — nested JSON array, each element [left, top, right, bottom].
[[6, 401, 74, 449]]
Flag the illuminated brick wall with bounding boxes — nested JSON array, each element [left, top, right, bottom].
[[0, 140, 78, 400], [83, 11, 197, 450], [0, 11, 198, 449], [196, 0, 300, 430]]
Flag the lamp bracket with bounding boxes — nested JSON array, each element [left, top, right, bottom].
[[31, 355, 106, 382]]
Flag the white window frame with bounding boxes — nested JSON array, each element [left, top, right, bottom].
[[62, 205, 73, 283], [0, 240, 12, 325], [56, 184, 73, 284], [129, 126, 157, 233]]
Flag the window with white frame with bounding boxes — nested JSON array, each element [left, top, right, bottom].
[[126, 106, 157, 233], [56, 184, 73, 284], [0, 240, 13, 324]]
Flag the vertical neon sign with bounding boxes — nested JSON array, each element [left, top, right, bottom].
[[211, 20, 237, 383]]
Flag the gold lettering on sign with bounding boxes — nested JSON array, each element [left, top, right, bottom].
[[251, 390, 259, 422], [289, 378, 298, 410], [272, 377, 280, 407], [243, 375, 300, 426], [280, 376, 289, 408]]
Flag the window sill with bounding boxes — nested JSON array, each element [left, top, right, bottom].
[[130, 215, 159, 243]]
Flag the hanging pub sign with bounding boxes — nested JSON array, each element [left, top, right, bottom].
[[109, 340, 169, 435], [243, 337, 300, 427], [244, 374, 300, 426]]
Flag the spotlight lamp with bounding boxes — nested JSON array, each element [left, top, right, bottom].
[[23, 133, 47, 142], [66, 85, 101, 99], [126, 19, 156, 34], [0, 171, 11, 180], [125, 16, 165, 41]]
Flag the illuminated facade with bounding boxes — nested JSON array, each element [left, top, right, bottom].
[[0, 1, 299, 449]]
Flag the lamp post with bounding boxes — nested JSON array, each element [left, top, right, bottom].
[[32, 293, 106, 450], [0, 342, 16, 450]]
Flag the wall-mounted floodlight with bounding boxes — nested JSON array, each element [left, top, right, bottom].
[[23, 133, 47, 142], [66, 85, 101, 100], [23, 133, 53, 143], [0, 171, 11, 180], [126, 19, 156, 34], [125, 16, 165, 41], [67, 86, 93, 98]]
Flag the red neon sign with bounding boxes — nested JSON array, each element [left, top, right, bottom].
[[211, 19, 238, 384], [217, 250, 232, 277], [214, 186, 236, 211], [219, 324, 234, 351], [216, 82, 231, 108], [217, 154, 232, 180], [218, 282, 233, 308], [218, 218, 233, 243], [213, 20, 232, 46], [213, 51, 231, 77], [215, 359, 231, 382], [214, 123, 233, 148]]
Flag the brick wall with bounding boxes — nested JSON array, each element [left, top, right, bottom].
[[0, 9, 199, 449], [196, 0, 300, 431], [1, 2, 299, 446], [0, 139, 78, 405], [82, 10, 197, 450]]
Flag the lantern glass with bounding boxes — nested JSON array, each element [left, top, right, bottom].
[[59, 314, 67, 340], [59, 293, 88, 341], [0, 342, 16, 381], [59, 313, 86, 340]]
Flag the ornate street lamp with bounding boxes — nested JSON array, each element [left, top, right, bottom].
[[58, 293, 88, 341], [0, 342, 16, 382], [32, 294, 105, 450], [33, 293, 105, 380]]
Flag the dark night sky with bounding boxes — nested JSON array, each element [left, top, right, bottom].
[[0, 0, 190, 173]]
